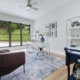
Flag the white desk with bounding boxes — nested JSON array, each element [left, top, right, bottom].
[[35, 42, 50, 56]]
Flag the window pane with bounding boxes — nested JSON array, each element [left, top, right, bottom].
[[0, 35, 9, 41], [22, 26, 29, 34], [11, 23, 20, 46], [22, 26, 30, 45], [11, 34, 20, 46], [10, 23, 20, 34], [22, 35, 29, 45], [11, 29, 20, 34], [0, 24, 9, 47], [0, 35, 9, 47]]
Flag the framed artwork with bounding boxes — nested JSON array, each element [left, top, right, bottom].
[[45, 21, 57, 37]]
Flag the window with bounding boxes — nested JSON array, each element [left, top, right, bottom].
[[0, 20, 30, 47], [22, 24, 30, 45]]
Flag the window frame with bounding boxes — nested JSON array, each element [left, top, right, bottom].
[[0, 21, 31, 48]]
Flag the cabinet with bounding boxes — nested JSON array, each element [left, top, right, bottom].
[[66, 16, 80, 47]]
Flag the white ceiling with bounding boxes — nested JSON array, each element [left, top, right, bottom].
[[0, 0, 73, 20]]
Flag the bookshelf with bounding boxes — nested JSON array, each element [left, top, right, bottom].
[[66, 16, 80, 47]]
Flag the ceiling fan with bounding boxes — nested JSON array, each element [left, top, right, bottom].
[[21, 0, 38, 11]]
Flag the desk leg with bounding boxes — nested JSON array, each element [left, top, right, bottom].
[[67, 65, 70, 80]]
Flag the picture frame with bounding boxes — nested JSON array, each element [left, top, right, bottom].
[[45, 21, 57, 37]]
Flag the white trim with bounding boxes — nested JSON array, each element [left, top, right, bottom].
[[50, 49, 65, 56]]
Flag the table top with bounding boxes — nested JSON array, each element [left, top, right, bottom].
[[64, 47, 80, 56], [35, 42, 48, 48]]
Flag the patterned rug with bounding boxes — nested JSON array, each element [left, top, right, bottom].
[[1, 49, 65, 80]]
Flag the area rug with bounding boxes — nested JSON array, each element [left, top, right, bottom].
[[1, 49, 65, 80]]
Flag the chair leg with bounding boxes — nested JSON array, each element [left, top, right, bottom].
[[23, 64, 25, 74], [0, 76, 1, 80]]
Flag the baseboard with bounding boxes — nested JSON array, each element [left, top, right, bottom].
[[50, 49, 65, 55], [43, 49, 65, 60]]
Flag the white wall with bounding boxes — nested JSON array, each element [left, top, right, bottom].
[[34, 0, 80, 55], [0, 12, 33, 25]]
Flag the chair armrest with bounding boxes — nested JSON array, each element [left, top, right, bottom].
[[0, 50, 10, 53]]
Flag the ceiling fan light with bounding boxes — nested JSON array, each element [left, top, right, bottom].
[[27, 6, 30, 10]]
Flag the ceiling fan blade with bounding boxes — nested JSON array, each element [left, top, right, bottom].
[[28, 0, 31, 4], [31, 6, 38, 10], [31, 2, 38, 6], [20, 0, 38, 11]]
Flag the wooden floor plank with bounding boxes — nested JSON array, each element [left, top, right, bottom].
[[43, 65, 67, 80], [43, 52, 73, 80]]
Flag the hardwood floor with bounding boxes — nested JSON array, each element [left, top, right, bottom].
[[43, 65, 67, 80], [43, 52, 74, 80]]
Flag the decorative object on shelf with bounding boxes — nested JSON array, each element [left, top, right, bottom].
[[45, 21, 57, 37], [71, 21, 80, 27]]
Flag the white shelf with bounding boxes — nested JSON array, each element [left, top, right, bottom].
[[67, 37, 80, 39], [66, 17, 80, 47], [67, 27, 80, 29]]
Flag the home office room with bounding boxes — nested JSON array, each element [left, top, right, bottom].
[[0, 0, 80, 80]]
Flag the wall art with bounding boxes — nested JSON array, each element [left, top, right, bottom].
[[45, 21, 57, 37]]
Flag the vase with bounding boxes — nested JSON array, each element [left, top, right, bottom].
[[40, 36, 45, 43]]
